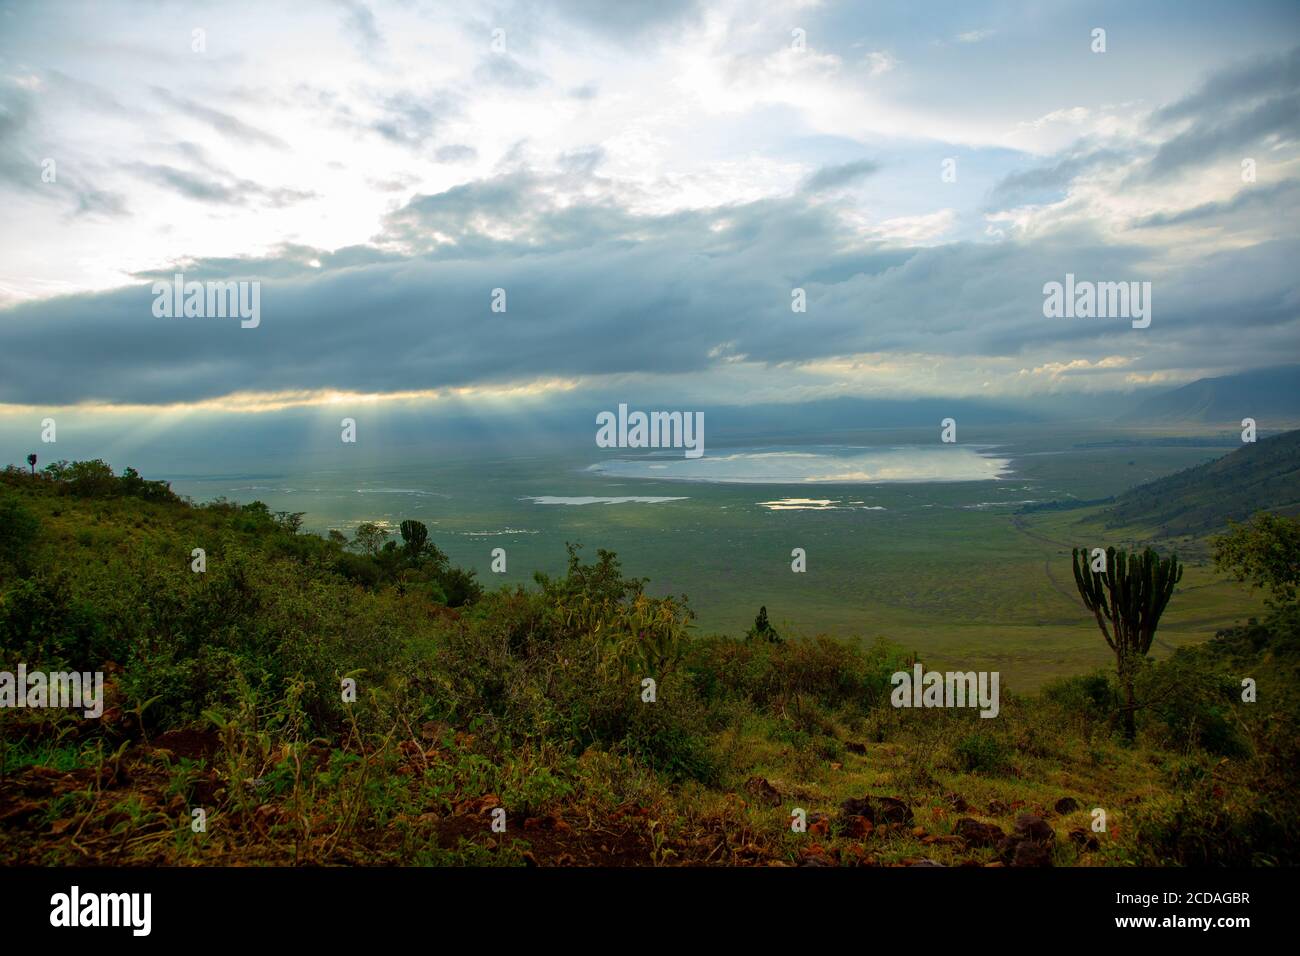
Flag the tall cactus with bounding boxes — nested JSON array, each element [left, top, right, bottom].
[[399, 519, 428, 557], [1072, 546, 1183, 740]]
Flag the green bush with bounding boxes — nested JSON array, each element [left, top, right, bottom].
[[0, 494, 40, 573], [1137, 648, 1249, 756], [952, 731, 1013, 774]]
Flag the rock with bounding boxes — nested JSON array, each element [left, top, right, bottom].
[[922, 835, 965, 846], [944, 792, 970, 812], [1054, 797, 1080, 814], [845, 815, 874, 838], [799, 844, 837, 867], [1069, 827, 1101, 851], [954, 818, 1004, 848], [998, 813, 1056, 867], [844, 742, 868, 755], [840, 795, 914, 826], [911, 825, 927, 838], [809, 812, 831, 836], [1010, 841, 1053, 867], [744, 776, 782, 807], [909, 858, 945, 867], [840, 796, 871, 818], [987, 799, 1010, 815], [1014, 812, 1055, 843], [884, 802, 914, 824]]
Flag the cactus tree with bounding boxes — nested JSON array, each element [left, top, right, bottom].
[[399, 519, 429, 557], [1071, 546, 1183, 740]]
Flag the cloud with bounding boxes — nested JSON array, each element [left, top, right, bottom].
[[152, 89, 289, 150], [2, 162, 1297, 408], [989, 148, 1127, 206], [336, 0, 384, 55], [801, 159, 880, 194], [1133, 179, 1300, 228], [545, 0, 702, 42], [0, 81, 129, 218], [125, 156, 316, 208], [474, 55, 547, 89], [369, 91, 457, 148], [1141, 45, 1300, 181]]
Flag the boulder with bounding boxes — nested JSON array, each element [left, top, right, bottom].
[[839, 795, 914, 826], [998, 813, 1056, 867], [954, 817, 1004, 848]]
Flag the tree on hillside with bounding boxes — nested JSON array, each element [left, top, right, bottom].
[[273, 511, 306, 533], [1072, 546, 1183, 740], [351, 522, 390, 556], [1213, 512, 1300, 608], [26, 453, 36, 474], [746, 605, 782, 643]]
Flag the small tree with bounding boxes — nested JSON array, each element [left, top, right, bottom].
[[1072, 546, 1182, 740], [1213, 512, 1300, 608], [26, 453, 36, 475], [352, 522, 390, 556], [746, 605, 782, 643]]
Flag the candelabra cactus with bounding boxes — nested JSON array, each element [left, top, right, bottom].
[[1072, 545, 1183, 740]]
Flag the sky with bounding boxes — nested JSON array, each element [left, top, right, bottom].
[[0, 0, 1298, 448]]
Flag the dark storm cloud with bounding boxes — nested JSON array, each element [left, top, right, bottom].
[[2, 166, 1298, 407]]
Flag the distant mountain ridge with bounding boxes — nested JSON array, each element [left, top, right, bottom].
[[1106, 428, 1300, 536], [1118, 366, 1300, 425]]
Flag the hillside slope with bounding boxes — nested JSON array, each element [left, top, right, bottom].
[[1117, 365, 1300, 425], [1106, 429, 1300, 535]]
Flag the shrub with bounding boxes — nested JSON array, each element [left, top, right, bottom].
[[952, 731, 1012, 774], [0, 494, 40, 573]]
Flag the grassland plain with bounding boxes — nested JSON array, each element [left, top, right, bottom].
[[164, 427, 1264, 690]]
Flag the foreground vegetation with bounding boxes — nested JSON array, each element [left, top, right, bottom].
[[1, 461, 1296, 866]]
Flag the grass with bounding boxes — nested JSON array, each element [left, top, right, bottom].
[[1, 452, 1296, 867]]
